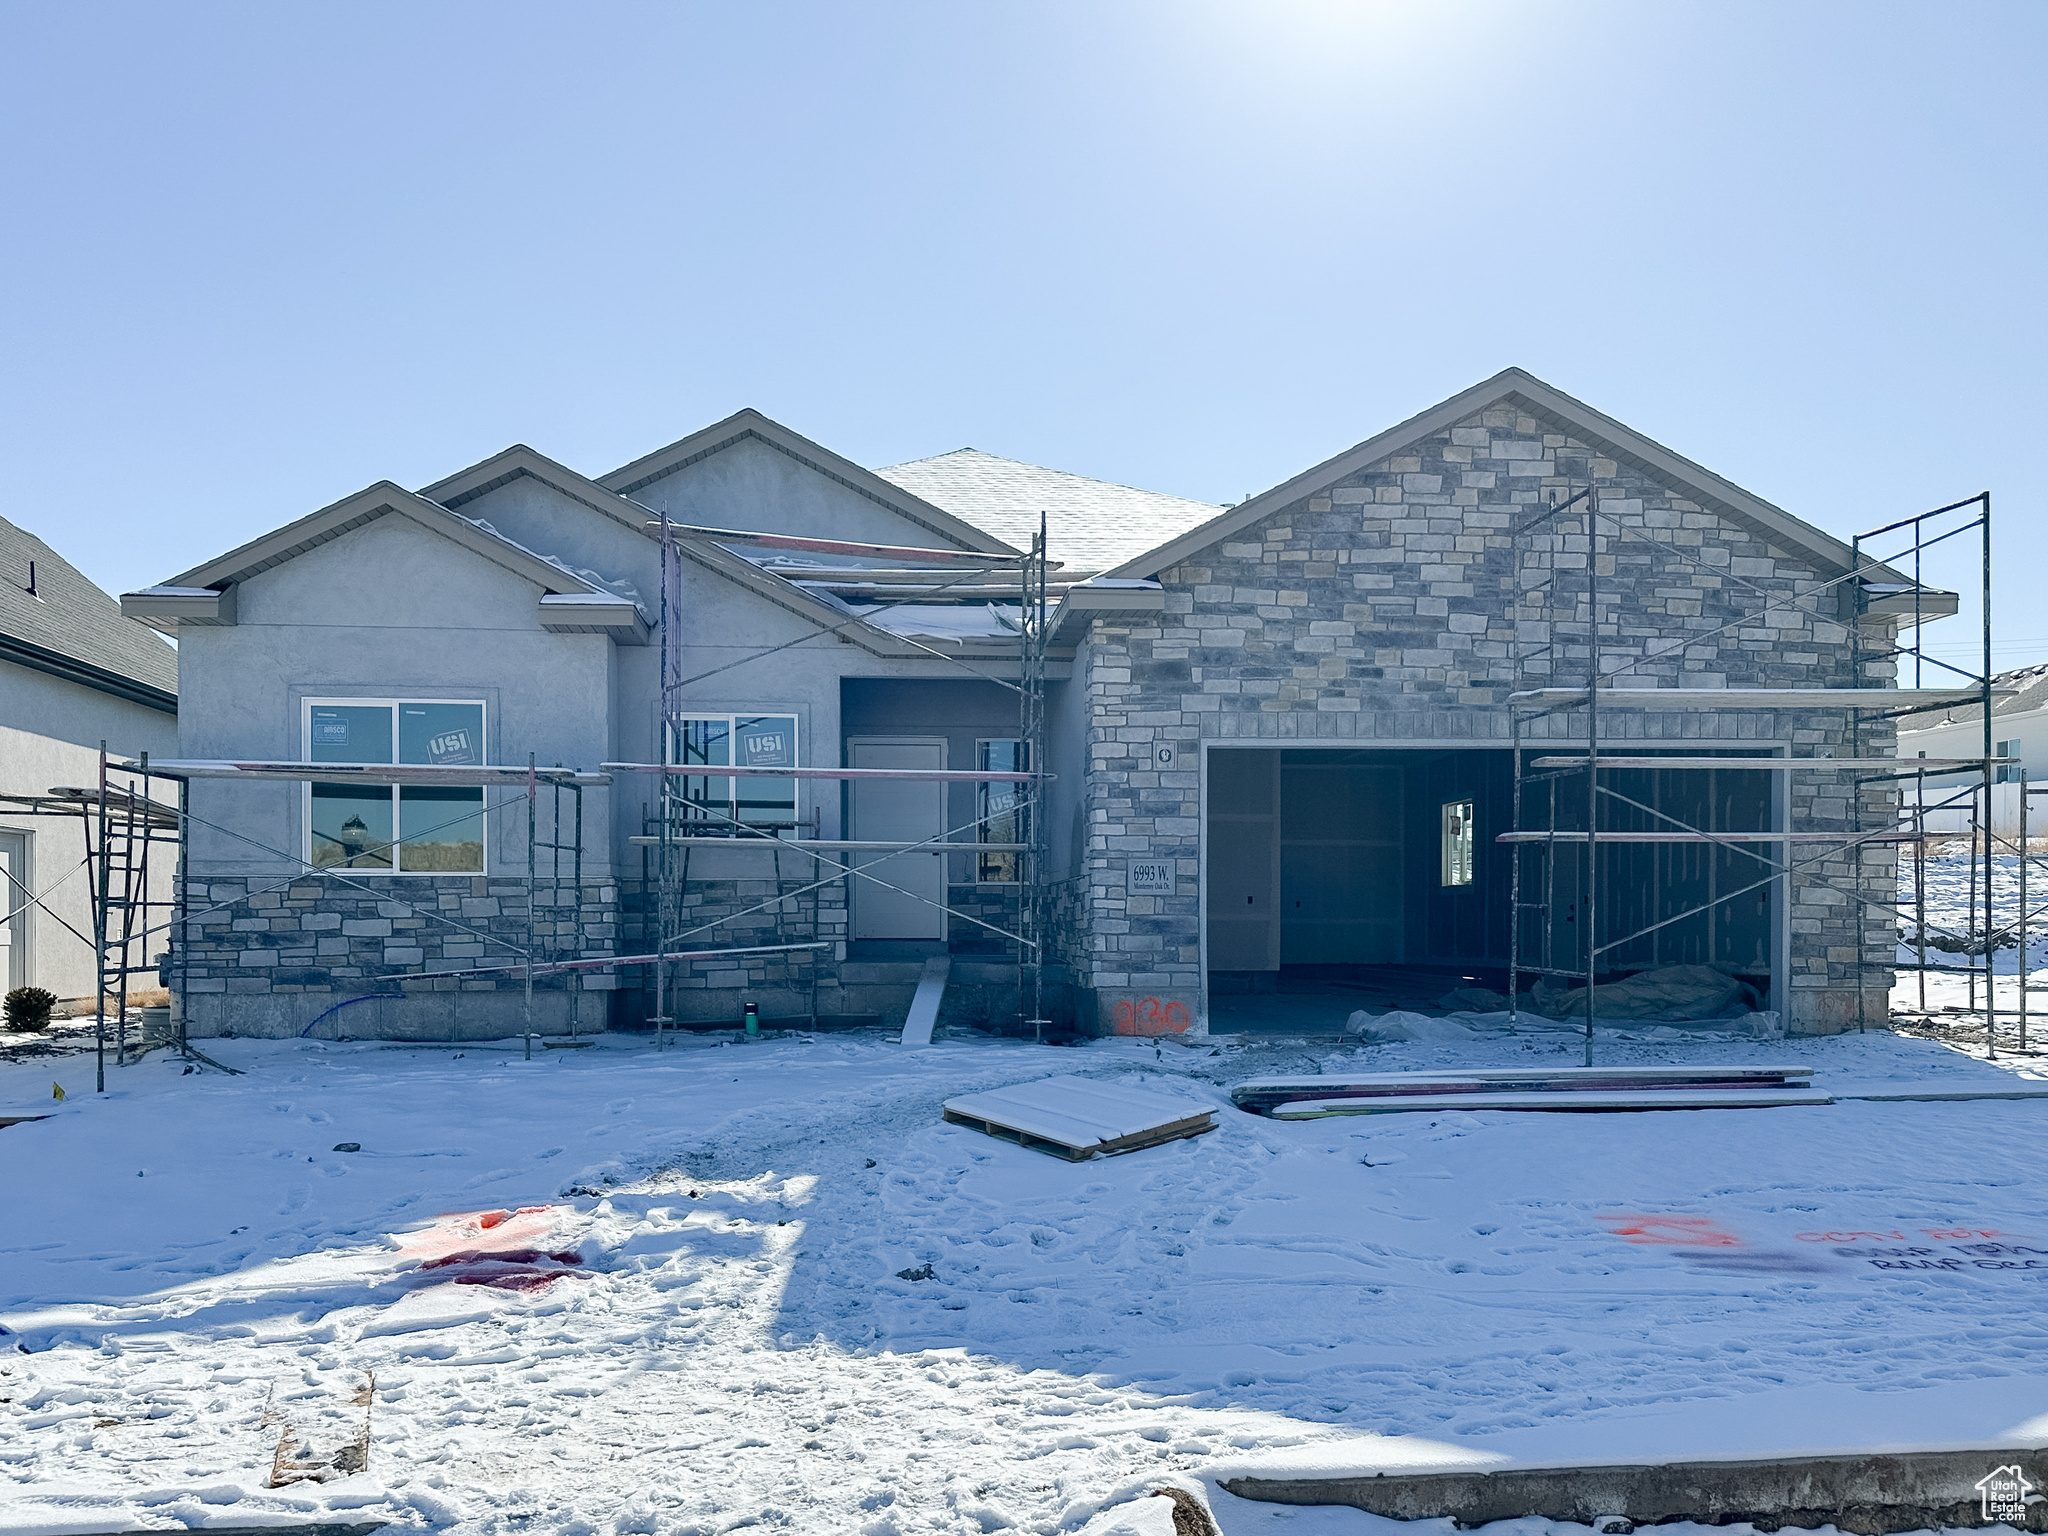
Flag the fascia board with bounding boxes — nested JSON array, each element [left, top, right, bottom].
[[598, 408, 1020, 557], [163, 482, 605, 598], [1103, 368, 1918, 589], [120, 584, 238, 628], [421, 445, 659, 538], [1049, 584, 1165, 642], [538, 594, 651, 645]]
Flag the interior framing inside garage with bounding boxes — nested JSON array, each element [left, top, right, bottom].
[[1204, 745, 1780, 1016]]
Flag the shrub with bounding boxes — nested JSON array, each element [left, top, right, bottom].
[[4, 987, 58, 1032]]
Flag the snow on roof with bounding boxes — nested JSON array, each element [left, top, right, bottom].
[[840, 601, 1020, 644], [874, 448, 1221, 576]]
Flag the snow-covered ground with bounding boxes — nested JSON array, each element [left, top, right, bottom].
[[1894, 848, 2048, 1034], [5, 1016, 2048, 1536]]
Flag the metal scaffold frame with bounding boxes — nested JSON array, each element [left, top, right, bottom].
[[630, 515, 1058, 1044], [1505, 486, 1998, 1064]]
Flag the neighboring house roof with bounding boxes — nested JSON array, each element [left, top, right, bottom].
[[599, 409, 1020, 558], [875, 448, 1223, 576], [1101, 367, 1929, 593], [1899, 663, 2048, 731], [0, 513, 177, 712]]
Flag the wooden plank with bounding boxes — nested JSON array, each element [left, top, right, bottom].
[[1270, 1089, 1834, 1118], [1232, 1066, 1813, 1111], [942, 1107, 1215, 1160], [1228, 1073, 1810, 1097], [1494, 831, 1924, 843], [1508, 687, 2011, 710], [898, 955, 951, 1047], [1529, 756, 2012, 770]]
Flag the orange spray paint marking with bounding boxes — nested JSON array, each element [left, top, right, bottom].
[[1599, 1214, 1746, 1248]]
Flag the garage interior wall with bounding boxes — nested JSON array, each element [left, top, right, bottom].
[[1206, 747, 1774, 992]]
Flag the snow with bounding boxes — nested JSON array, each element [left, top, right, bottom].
[[5, 1022, 2048, 1536]]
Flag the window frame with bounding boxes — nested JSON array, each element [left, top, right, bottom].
[[302, 696, 490, 876], [975, 737, 1029, 884], [1996, 739, 2022, 785], [1440, 798, 1475, 888], [666, 711, 802, 837]]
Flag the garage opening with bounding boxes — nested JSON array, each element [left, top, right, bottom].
[[1205, 747, 1775, 1017]]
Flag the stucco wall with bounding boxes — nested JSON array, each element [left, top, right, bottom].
[[178, 514, 614, 880], [1074, 402, 1896, 1035], [0, 660, 177, 998]]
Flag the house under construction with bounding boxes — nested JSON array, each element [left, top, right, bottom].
[[107, 368, 2000, 1048]]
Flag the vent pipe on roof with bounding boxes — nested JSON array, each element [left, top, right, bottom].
[[24, 560, 35, 597]]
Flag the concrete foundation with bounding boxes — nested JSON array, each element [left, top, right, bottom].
[[1222, 1445, 2048, 1534]]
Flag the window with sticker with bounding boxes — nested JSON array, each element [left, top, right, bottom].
[[669, 713, 800, 834], [305, 699, 486, 873]]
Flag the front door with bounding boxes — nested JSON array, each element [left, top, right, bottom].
[[0, 830, 28, 993], [848, 738, 947, 941]]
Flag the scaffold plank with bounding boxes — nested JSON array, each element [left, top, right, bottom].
[[1508, 687, 2009, 710]]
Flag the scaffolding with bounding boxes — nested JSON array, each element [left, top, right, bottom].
[[625, 515, 1060, 1043], [1505, 487, 1999, 1064], [0, 748, 181, 1092]]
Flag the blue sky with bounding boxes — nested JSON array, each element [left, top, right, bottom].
[[3, 2, 2040, 666]]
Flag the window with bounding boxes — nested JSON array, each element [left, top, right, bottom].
[[1996, 740, 2023, 785], [670, 714, 800, 834], [306, 699, 486, 873], [977, 739, 1028, 882], [1440, 799, 1474, 887]]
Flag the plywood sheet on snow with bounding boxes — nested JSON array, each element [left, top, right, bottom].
[[942, 1074, 1215, 1160]]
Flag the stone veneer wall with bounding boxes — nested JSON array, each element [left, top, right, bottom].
[[177, 873, 618, 1038], [1075, 402, 1898, 1035]]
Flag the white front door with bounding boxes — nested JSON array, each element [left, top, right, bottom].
[[0, 831, 28, 993], [848, 738, 948, 941]]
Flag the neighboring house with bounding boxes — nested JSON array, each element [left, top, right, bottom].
[[1897, 663, 2048, 834], [124, 369, 1948, 1039], [0, 515, 179, 1000]]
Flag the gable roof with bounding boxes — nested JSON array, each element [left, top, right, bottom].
[[1105, 367, 1912, 584], [0, 513, 177, 711], [156, 480, 609, 598], [419, 443, 656, 538], [598, 408, 1020, 558], [875, 448, 1222, 575]]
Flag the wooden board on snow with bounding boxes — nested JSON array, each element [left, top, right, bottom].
[[1270, 1087, 1835, 1118], [1232, 1065, 1813, 1116], [943, 1074, 1216, 1161]]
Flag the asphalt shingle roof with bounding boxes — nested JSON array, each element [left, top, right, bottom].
[[1907, 663, 2048, 729], [875, 449, 1222, 575], [0, 514, 178, 702]]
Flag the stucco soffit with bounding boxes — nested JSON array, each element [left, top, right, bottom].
[[1103, 368, 1914, 588], [419, 445, 658, 537], [164, 482, 607, 598], [596, 408, 1020, 557]]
